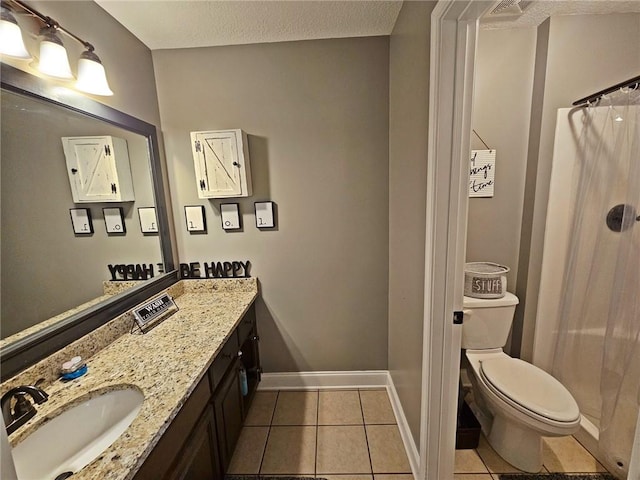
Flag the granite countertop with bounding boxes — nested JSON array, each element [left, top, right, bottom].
[[3, 278, 258, 480]]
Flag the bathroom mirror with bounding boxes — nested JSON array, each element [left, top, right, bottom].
[[0, 64, 177, 378]]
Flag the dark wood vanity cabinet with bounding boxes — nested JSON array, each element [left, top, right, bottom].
[[166, 405, 219, 480], [213, 357, 244, 470], [213, 304, 261, 472], [133, 303, 260, 480]]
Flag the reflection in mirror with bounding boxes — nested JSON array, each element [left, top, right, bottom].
[[0, 64, 177, 379], [1, 89, 163, 340]]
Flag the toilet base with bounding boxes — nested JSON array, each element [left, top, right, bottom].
[[488, 413, 544, 473]]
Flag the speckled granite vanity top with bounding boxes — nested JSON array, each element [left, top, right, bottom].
[[1, 278, 258, 480]]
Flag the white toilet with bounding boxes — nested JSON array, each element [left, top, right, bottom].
[[462, 292, 581, 473]]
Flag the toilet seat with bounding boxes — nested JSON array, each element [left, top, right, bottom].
[[479, 356, 580, 424]]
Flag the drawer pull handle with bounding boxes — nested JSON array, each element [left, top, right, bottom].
[[237, 350, 243, 358], [252, 335, 260, 341]]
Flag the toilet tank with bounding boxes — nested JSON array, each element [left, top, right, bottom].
[[461, 292, 519, 350]]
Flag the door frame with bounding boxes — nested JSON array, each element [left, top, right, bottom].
[[419, 2, 493, 478]]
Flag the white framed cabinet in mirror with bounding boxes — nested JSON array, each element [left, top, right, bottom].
[[62, 136, 135, 202]]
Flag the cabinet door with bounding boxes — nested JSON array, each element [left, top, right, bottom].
[[213, 359, 244, 470], [167, 405, 221, 480], [239, 325, 261, 414], [63, 137, 119, 202], [133, 376, 212, 480], [190, 130, 252, 199]]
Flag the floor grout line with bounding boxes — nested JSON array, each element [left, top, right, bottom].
[[244, 388, 410, 477], [315, 390, 320, 477], [358, 389, 375, 476], [257, 390, 279, 475]]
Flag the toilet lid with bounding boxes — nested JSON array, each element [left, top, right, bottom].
[[480, 357, 580, 423]]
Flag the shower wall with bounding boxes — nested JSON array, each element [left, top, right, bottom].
[[515, 13, 640, 361]]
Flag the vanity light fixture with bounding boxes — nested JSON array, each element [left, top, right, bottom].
[[0, 0, 114, 96], [0, 5, 31, 59]]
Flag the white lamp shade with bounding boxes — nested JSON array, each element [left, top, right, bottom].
[[38, 38, 73, 79], [0, 10, 31, 59], [76, 55, 113, 96]]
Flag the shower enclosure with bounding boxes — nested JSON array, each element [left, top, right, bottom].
[[534, 85, 639, 479]]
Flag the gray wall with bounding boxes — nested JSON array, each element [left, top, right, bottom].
[[388, 1, 437, 446], [518, 13, 640, 360], [152, 37, 390, 372], [1, 1, 166, 338], [467, 27, 537, 290]]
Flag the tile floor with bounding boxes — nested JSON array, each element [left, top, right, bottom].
[[227, 389, 412, 478], [454, 432, 610, 479], [228, 388, 610, 479]]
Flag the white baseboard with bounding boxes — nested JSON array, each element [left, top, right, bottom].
[[258, 370, 420, 479], [258, 370, 390, 390], [387, 375, 420, 478]]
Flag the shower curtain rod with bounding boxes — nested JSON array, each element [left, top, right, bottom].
[[572, 75, 640, 106]]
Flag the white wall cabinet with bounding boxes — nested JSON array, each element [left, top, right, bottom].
[[190, 129, 252, 198], [62, 136, 135, 203]]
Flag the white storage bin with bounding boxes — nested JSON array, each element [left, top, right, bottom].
[[464, 262, 509, 299]]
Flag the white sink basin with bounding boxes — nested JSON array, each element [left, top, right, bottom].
[[12, 387, 144, 480]]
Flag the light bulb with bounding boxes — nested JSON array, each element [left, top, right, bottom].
[[37, 27, 73, 79], [0, 7, 31, 59], [75, 49, 113, 96]]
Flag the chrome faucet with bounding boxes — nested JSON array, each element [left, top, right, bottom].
[[1, 384, 49, 435]]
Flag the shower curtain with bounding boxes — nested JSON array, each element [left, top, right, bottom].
[[552, 88, 639, 477]]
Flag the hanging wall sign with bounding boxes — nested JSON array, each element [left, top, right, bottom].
[[220, 203, 241, 230], [255, 201, 276, 229], [70, 208, 93, 235], [185, 205, 206, 233], [104, 207, 126, 234], [138, 207, 159, 233], [469, 150, 496, 197]]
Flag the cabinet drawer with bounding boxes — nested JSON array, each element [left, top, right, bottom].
[[237, 306, 256, 345], [209, 331, 239, 389]]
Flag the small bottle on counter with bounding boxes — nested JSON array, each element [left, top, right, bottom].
[[239, 367, 248, 396]]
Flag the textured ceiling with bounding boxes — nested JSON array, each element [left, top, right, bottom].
[[481, 0, 640, 29], [95, 1, 403, 50], [95, 1, 640, 50]]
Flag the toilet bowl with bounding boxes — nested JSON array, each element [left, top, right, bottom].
[[462, 292, 580, 473]]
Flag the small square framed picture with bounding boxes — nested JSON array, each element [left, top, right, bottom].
[[138, 207, 159, 233], [254, 201, 275, 228], [103, 207, 126, 234], [185, 205, 206, 233], [69, 208, 93, 235], [220, 203, 241, 230]]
